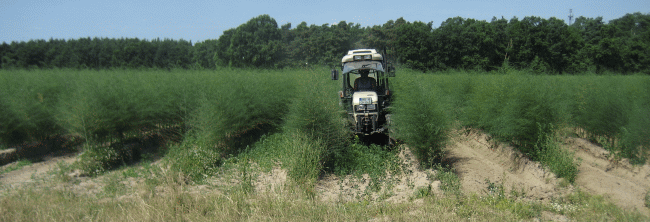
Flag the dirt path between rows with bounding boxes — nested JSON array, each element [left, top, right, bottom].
[[0, 153, 77, 192], [446, 129, 650, 216], [446, 130, 563, 201], [567, 137, 650, 215]]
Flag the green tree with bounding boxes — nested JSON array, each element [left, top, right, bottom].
[[394, 19, 434, 71], [216, 14, 283, 68]]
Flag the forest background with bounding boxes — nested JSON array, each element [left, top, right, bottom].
[[1, 13, 649, 74]]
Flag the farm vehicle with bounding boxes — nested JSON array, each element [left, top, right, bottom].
[[330, 49, 396, 138]]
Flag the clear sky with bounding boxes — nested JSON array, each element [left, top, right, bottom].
[[1, 0, 649, 44]]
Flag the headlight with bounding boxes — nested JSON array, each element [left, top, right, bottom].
[[354, 55, 362, 60], [359, 97, 372, 104], [363, 55, 372, 60], [355, 104, 377, 111]]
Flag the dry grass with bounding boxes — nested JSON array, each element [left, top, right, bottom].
[[1, 162, 647, 222]]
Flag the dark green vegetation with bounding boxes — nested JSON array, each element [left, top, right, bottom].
[[0, 69, 295, 176], [2, 13, 649, 74], [393, 70, 650, 182], [3, 68, 648, 183], [0, 68, 398, 186]]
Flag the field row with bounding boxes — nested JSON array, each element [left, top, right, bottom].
[[1, 69, 649, 179], [392, 70, 650, 181]]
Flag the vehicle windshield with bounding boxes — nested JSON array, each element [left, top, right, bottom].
[[342, 61, 384, 74]]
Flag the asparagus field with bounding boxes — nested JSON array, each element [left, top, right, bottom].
[[1, 68, 649, 221]]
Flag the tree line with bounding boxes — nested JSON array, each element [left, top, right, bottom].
[[1, 13, 648, 74]]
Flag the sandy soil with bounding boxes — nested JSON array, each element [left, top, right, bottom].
[[566, 137, 650, 215], [446, 129, 564, 201], [0, 152, 77, 191], [446, 129, 650, 216]]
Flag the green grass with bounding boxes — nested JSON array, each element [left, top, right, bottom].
[[434, 165, 461, 195], [537, 130, 580, 183], [1, 159, 31, 174]]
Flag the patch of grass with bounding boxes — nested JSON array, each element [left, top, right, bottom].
[[413, 185, 432, 199], [238, 157, 254, 195], [166, 139, 221, 182], [331, 138, 400, 191], [645, 190, 650, 208], [1, 159, 31, 174], [121, 167, 139, 178], [285, 133, 326, 188], [52, 160, 75, 183], [102, 173, 127, 197], [75, 140, 142, 176], [434, 165, 461, 195], [485, 178, 505, 199], [559, 189, 648, 221], [536, 130, 580, 183]]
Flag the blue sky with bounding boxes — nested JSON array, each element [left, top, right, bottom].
[[1, 0, 648, 44]]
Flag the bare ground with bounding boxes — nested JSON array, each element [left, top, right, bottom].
[[566, 137, 650, 215], [446, 129, 650, 216], [446, 129, 565, 201], [0, 152, 77, 191]]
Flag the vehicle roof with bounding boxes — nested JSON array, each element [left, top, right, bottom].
[[342, 60, 384, 74], [341, 49, 383, 63], [347, 49, 378, 55]]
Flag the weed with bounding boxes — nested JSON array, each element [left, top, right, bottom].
[[52, 160, 75, 183], [559, 189, 648, 220], [413, 185, 432, 199], [485, 178, 505, 199], [509, 186, 526, 199], [102, 173, 126, 197], [645, 190, 650, 208], [434, 165, 461, 195], [75, 140, 141, 176], [536, 130, 579, 183], [122, 168, 139, 178], [239, 158, 254, 194], [166, 140, 221, 182], [333, 138, 400, 191], [1, 159, 31, 174]]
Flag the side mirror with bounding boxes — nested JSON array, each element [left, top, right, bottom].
[[331, 69, 339, 80], [387, 65, 396, 77]]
